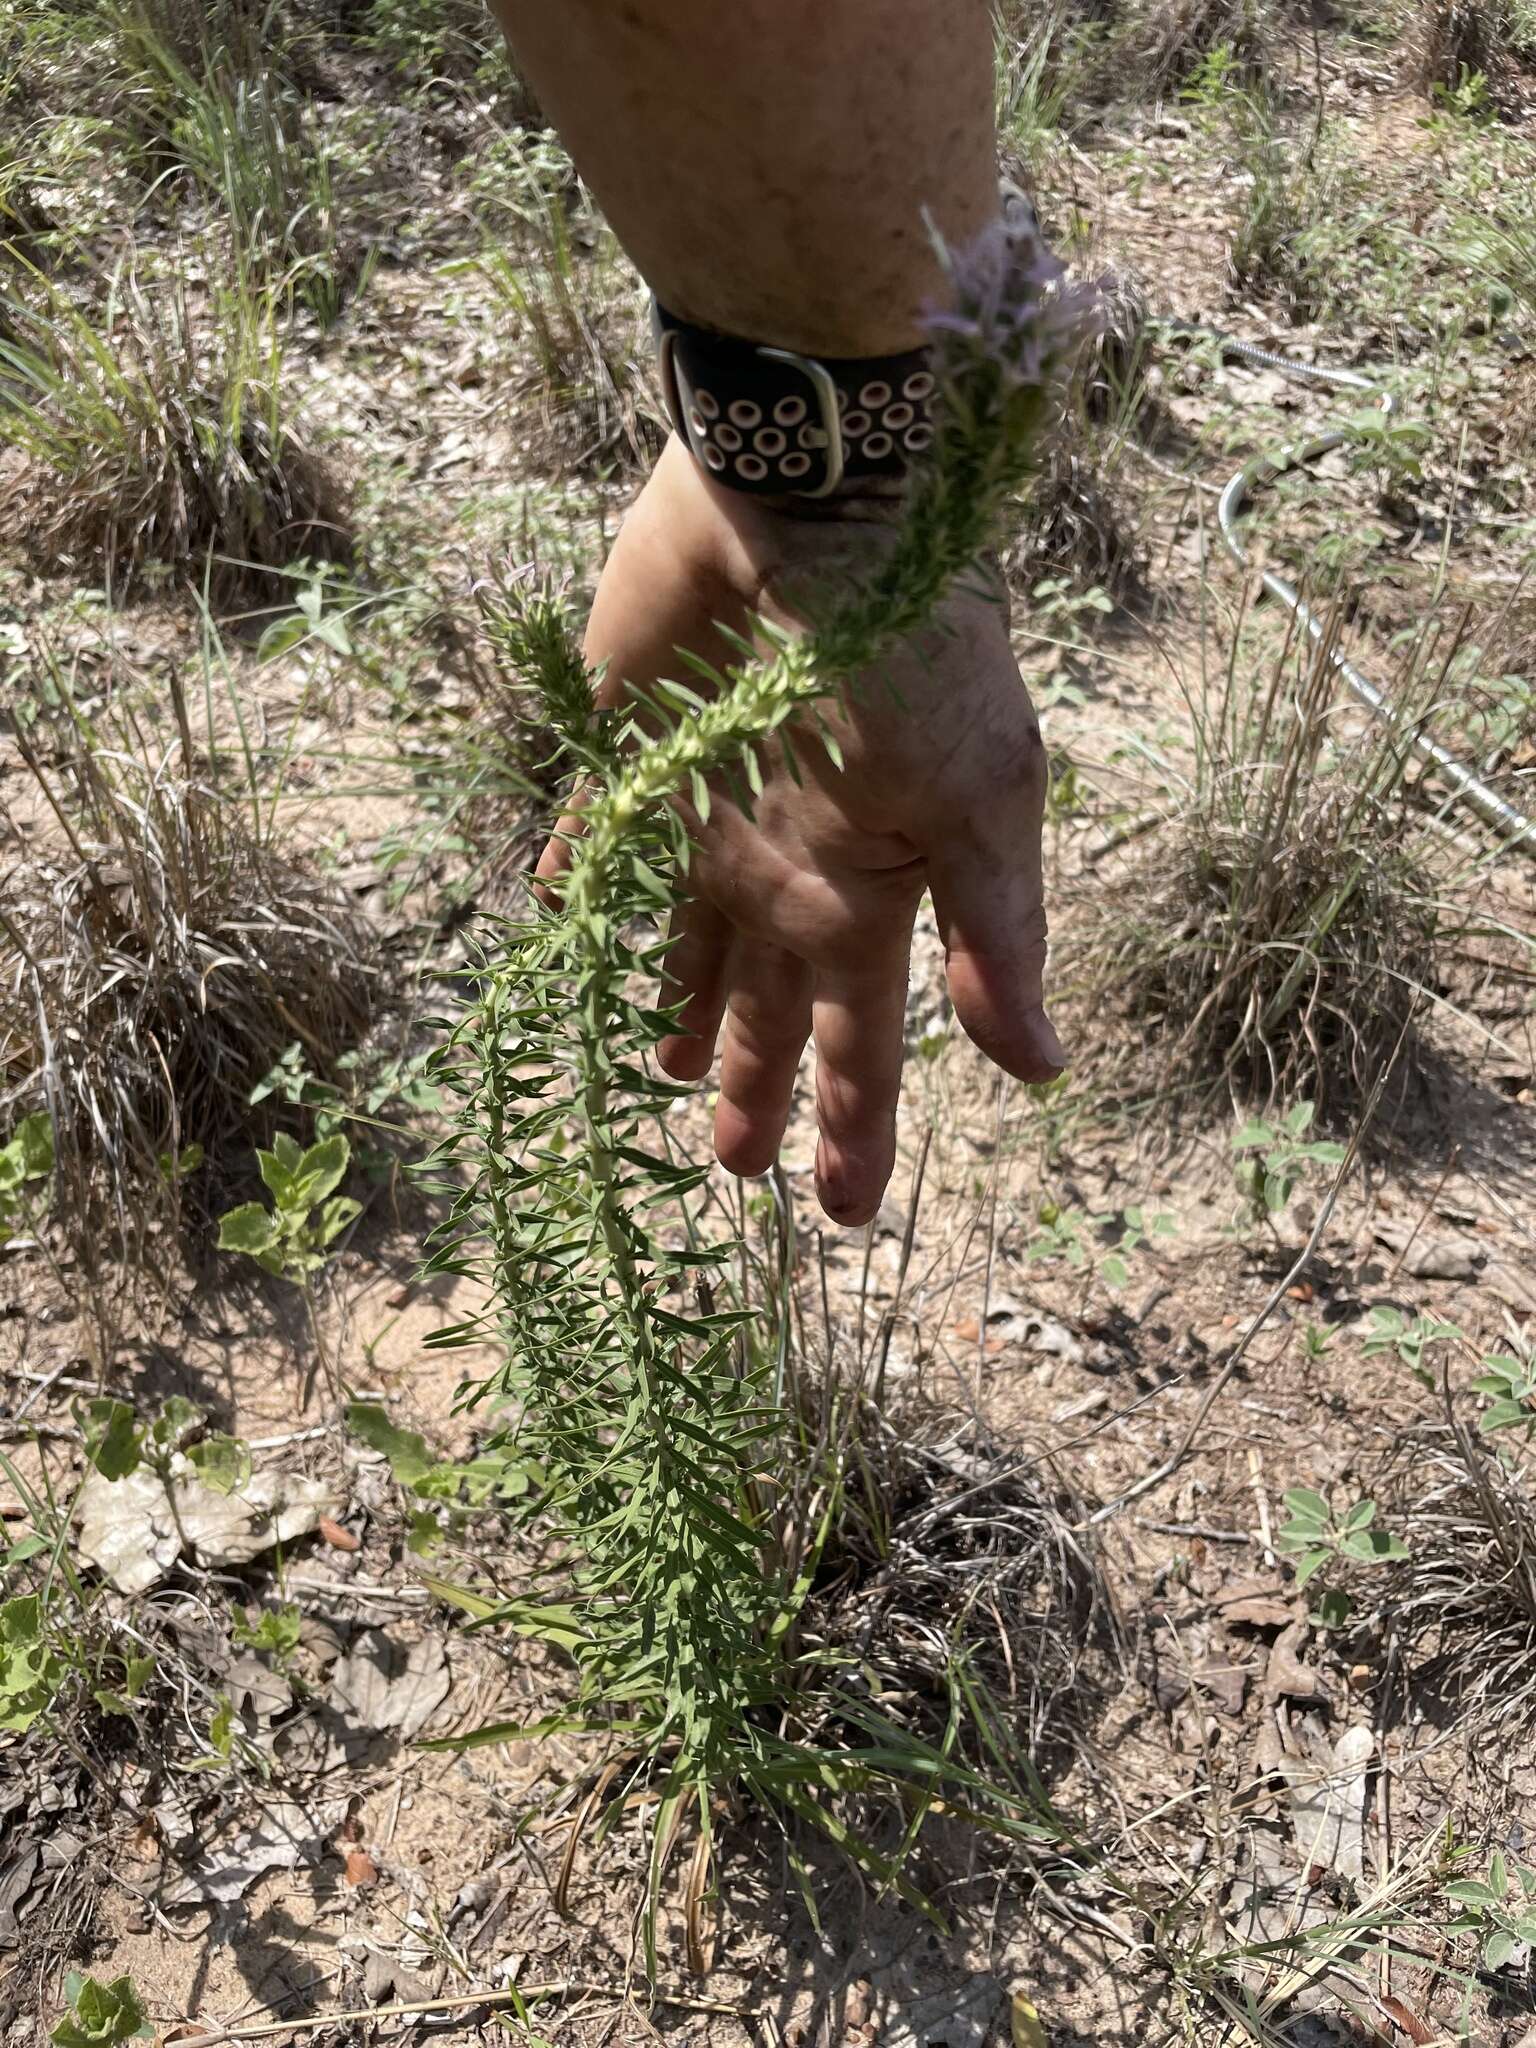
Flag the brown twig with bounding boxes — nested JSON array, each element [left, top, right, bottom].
[[175, 1980, 761, 2047]]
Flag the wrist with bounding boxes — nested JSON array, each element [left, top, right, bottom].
[[654, 299, 937, 503]]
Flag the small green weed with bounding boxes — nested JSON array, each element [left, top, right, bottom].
[[346, 1400, 533, 1554], [0, 1110, 53, 1247], [1360, 1305, 1463, 1381], [232, 1603, 302, 1665], [220, 1132, 359, 1396], [1023, 1199, 1178, 1293], [1445, 1849, 1536, 1971], [78, 1393, 252, 1497], [1474, 1349, 1536, 1433], [50, 1971, 151, 2048], [1276, 1487, 1409, 1626], [1231, 1101, 1346, 1226], [0, 1593, 66, 1735], [218, 1133, 359, 1283]]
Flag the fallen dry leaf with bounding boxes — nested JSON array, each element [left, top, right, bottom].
[[1011, 1990, 1048, 2048], [328, 1629, 452, 1744], [1378, 1994, 1434, 2045], [75, 1465, 341, 1593], [1214, 1575, 1295, 1630], [318, 1515, 361, 1552], [162, 1799, 347, 1908], [343, 1848, 379, 1890], [1194, 1656, 1249, 1716], [1264, 1622, 1329, 1704], [1373, 1219, 1481, 1281], [1279, 1722, 1372, 1878]]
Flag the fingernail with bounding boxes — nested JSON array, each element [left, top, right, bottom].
[[815, 1144, 854, 1225], [1034, 1008, 1067, 1071]]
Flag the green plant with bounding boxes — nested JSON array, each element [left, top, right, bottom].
[[1230, 1101, 1346, 1225], [0, 1453, 165, 1736], [1338, 401, 1432, 497], [1447, 170, 1536, 324], [0, 1593, 66, 1734], [1181, 37, 1244, 111], [1444, 1849, 1536, 1971], [220, 1132, 359, 1281], [1429, 62, 1496, 118], [995, 5, 1102, 174], [463, 193, 662, 475], [219, 1132, 359, 1398], [346, 1400, 533, 1553], [1474, 1348, 1536, 1433], [425, 220, 1090, 1925], [1023, 575, 1114, 709], [1115, 0, 1270, 95], [50, 1972, 151, 2048], [357, 0, 529, 104], [1275, 1487, 1409, 1626], [109, 7, 367, 331], [0, 1110, 52, 1246], [1360, 1305, 1463, 1380], [1022, 1198, 1177, 1291], [1300, 1322, 1335, 1359], [79, 1393, 252, 1497], [1414, 0, 1527, 110], [233, 1603, 302, 1665]]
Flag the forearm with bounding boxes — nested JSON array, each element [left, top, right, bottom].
[[487, 0, 997, 356]]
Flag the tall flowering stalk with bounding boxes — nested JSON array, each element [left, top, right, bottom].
[[428, 217, 1095, 1868]]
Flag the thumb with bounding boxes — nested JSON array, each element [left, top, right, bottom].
[[533, 782, 595, 908], [926, 836, 1066, 1084]]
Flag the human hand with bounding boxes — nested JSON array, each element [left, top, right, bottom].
[[536, 435, 1064, 1229]]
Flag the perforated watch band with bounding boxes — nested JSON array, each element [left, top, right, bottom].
[[653, 300, 936, 498]]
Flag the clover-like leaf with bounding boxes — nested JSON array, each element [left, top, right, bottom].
[[218, 1202, 279, 1258], [185, 1434, 252, 1496], [78, 1399, 142, 1481]]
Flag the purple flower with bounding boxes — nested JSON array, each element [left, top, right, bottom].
[[922, 205, 1102, 391]]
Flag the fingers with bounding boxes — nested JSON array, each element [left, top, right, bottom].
[[810, 960, 908, 1228], [533, 784, 593, 907], [928, 849, 1066, 1083], [925, 728, 1067, 1085], [713, 946, 814, 1178], [657, 895, 731, 1081]]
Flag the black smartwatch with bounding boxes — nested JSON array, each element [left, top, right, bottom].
[[653, 299, 936, 499]]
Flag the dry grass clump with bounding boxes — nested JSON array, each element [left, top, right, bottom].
[[0, 263, 348, 602], [103, 0, 274, 123], [1011, 269, 1151, 601], [1112, 0, 1272, 92], [1412, 0, 1535, 104], [478, 204, 665, 478], [0, 681, 379, 1274], [804, 1423, 1115, 1772], [1075, 613, 1443, 1115], [1380, 1409, 1536, 1724]]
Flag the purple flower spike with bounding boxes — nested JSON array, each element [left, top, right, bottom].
[[923, 190, 1102, 393]]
